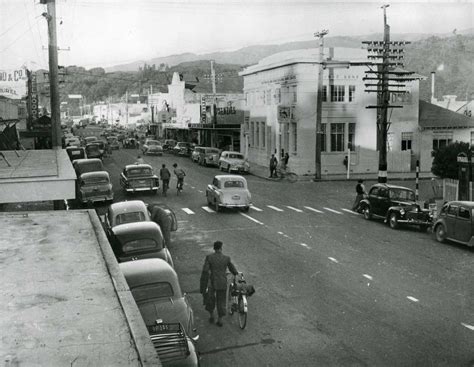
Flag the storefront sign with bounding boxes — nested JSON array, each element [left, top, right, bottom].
[[188, 123, 213, 129], [28, 71, 38, 123], [0, 68, 28, 99], [200, 96, 207, 123]]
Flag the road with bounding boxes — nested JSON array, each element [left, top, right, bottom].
[[92, 147, 474, 367]]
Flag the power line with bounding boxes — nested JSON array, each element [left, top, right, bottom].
[[0, 16, 27, 39]]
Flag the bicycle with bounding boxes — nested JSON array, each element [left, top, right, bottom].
[[275, 165, 298, 183], [176, 178, 184, 195], [226, 273, 249, 329], [162, 180, 169, 196]]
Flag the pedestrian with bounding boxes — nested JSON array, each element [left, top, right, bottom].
[[160, 164, 171, 196], [352, 179, 367, 212], [200, 241, 239, 327], [149, 204, 173, 248], [173, 163, 186, 191], [135, 155, 144, 164], [281, 152, 289, 171], [269, 154, 278, 178]]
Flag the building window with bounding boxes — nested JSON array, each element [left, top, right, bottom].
[[245, 93, 249, 106], [290, 86, 297, 104], [391, 91, 412, 103], [266, 89, 272, 105], [282, 86, 290, 105], [291, 122, 297, 153], [322, 86, 327, 102], [348, 123, 356, 151], [401, 132, 413, 151], [261, 122, 266, 148], [330, 123, 345, 151], [330, 85, 345, 102], [349, 85, 356, 102], [256, 123, 260, 147], [471, 131, 474, 146], [320, 123, 327, 152], [387, 132, 394, 151], [274, 88, 281, 104], [432, 131, 453, 150]]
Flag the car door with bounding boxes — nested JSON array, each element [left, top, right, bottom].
[[377, 187, 391, 216], [453, 205, 472, 243], [445, 204, 458, 239]]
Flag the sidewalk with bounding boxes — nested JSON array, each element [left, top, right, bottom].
[[249, 162, 436, 182]]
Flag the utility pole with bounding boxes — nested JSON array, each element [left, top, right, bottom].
[[210, 60, 217, 147], [363, 5, 413, 183], [314, 29, 329, 181], [41, 0, 61, 148], [125, 90, 129, 126]]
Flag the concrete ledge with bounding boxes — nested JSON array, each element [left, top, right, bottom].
[[88, 210, 161, 367]]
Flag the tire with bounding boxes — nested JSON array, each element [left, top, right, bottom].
[[419, 225, 429, 232], [287, 173, 298, 183], [435, 224, 447, 243], [238, 296, 247, 329], [363, 205, 372, 220], [389, 212, 399, 229], [242, 206, 250, 212]]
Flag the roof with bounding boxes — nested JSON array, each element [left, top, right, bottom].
[[113, 221, 162, 238], [444, 201, 474, 207], [419, 100, 474, 129], [215, 174, 247, 181], [370, 183, 413, 190], [110, 200, 148, 215], [80, 171, 110, 180], [120, 258, 180, 295], [125, 163, 153, 170]]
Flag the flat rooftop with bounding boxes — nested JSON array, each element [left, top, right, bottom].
[[0, 210, 160, 366]]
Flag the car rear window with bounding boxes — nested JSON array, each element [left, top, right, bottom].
[[82, 176, 109, 185], [389, 189, 415, 201], [122, 238, 161, 252], [147, 140, 159, 145], [229, 154, 244, 159], [115, 212, 146, 225], [128, 168, 152, 176], [77, 162, 104, 174], [131, 282, 174, 302], [224, 180, 244, 188]]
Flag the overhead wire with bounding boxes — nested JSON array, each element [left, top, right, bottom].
[[23, 0, 43, 67]]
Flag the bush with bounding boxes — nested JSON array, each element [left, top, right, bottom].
[[431, 141, 470, 179]]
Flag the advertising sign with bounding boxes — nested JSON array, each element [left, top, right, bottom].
[[27, 71, 39, 124], [0, 68, 28, 99]]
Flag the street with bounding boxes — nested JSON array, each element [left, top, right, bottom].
[[96, 148, 474, 367]]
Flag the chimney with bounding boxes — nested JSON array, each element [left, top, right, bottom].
[[431, 72, 436, 103]]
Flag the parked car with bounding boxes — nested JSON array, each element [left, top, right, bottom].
[[206, 175, 251, 212], [120, 163, 159, 194], [120, 259, 199, 366], [163, 139, 177, 151], [172, 142, 191, 156], [123, 138, 138, 149], [107, 136, 120, 150], [199, 147, 220, 167], [85, 143, 103, 160], [82, 136, 98, 146], [191, 146, 204, 163], [73, 158, 104, 177], [218, 151, 250, 173], [92, 140, 107, 157], [76, 171, 113, 205], [433, 201, 474, 246], [66, 146, 86, 162], [65, 136, 81, 147], [142, 139, 163, 156], [359, 183, 433, 230], [110, 222, 173, 266]]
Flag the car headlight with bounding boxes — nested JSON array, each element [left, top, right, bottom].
[[400, 209, 405, 216]]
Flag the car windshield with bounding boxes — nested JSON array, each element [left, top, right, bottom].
[[128, 168, 152, 177], [82, 176, 109, 185], [122, 238, 161, 252], [131, 282, 173, 302], [229, 154, 244, 159], [389, 188, 415, 201], [86, 145, 100, 152], [115, 212, 146, 225], [224, 180, 245, 188], [147, 140, 159, 146], [206, 149, 219, 154], [77, 162, 103, 173]]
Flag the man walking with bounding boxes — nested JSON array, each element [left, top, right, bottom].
[[200, 241, 238, 327], [352, 179, 367, 212], [159, 164, 171, 196], [269, 154, 278, 178]]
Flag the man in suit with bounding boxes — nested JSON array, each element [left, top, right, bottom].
[[200, 241, 238, 326]]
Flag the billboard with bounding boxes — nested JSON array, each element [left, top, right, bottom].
[[0, 68, 28, 99]]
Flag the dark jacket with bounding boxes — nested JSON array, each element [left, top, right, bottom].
[[200, 252, 238, 292], [270, 156, 278, 168], [160, 168, 171, 180]]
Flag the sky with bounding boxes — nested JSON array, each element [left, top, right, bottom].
[[0, 0, 472, 70]]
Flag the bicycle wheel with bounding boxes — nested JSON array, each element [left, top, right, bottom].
[[287, 172, 298, 183], [238, 295, 247, 329]]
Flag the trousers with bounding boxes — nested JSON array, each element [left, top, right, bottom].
[[205, 289, 227, 317]]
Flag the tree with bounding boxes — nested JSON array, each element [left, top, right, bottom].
[[431, 141, 470, 179]]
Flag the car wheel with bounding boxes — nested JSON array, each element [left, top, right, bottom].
[[242, 206, 249, 212], [227, 165, 231, 173], [435, 224, 446, 243], [389, 212, 399, 229], [363, 205, 372, 220]]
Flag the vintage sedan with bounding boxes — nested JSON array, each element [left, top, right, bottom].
[[66, 146, 86, 162], [76, 171, 113, 205], [142, 139, 163, 156], [191, 146, 204, 163], [120, 164, 159, 194], [85, 143, 103, 160], [65, 136, 81, 147], [120, 259, 199, 366], [110, 221, 173, 266], [206, 175, 251, 212], [105, 200, 150, 230], [359, 183, 433, 230], [163, 139, 177, 152], [433, 201, 474, 247], [73, 158, 104, 177], [82, 136, 98, 146], [199, 147, 220, 167], [172, 142, 191, 156], [218, 151, 250, 174]]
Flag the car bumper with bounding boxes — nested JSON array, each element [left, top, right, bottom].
[[229, 167, 250, 173], [80, 194, 113, 203], [147, 151, 163, 155], [218, 202, 250, 208], [397, 218, 432, 226], [125, 186, 158, 192]]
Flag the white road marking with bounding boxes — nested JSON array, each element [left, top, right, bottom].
[[177, 220, 189, 223], [407, 296, 419, 303], [286, 206, 303, 213], [190, 186, 196, 189], [304, 206, 324, 213], [250, 205, 263, 212], [277, 231, 284, 235], [202, 206, 216, 213], [240, 212, 264, 225], [198, 190, 204, 193], [328, 257, 339, 263], [300, 243, 311, 249], [324, 207, 343, 215], [182, 208, 195, 215], [461, 323, 474, 331], [363, 274, 373, 280], [342, 208, 358, 215], [267, 205, 284, 212]]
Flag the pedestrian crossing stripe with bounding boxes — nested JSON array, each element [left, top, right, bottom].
[[267, 205, 283, 212], [304, 206, 324, 213], [286, 206, 303, 213], [323, 207, 343, 215], [182, 208, 195, 215], [202, 206, 215, 213], [342, 208, 358, 215], [250, 205, 263, 212]]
